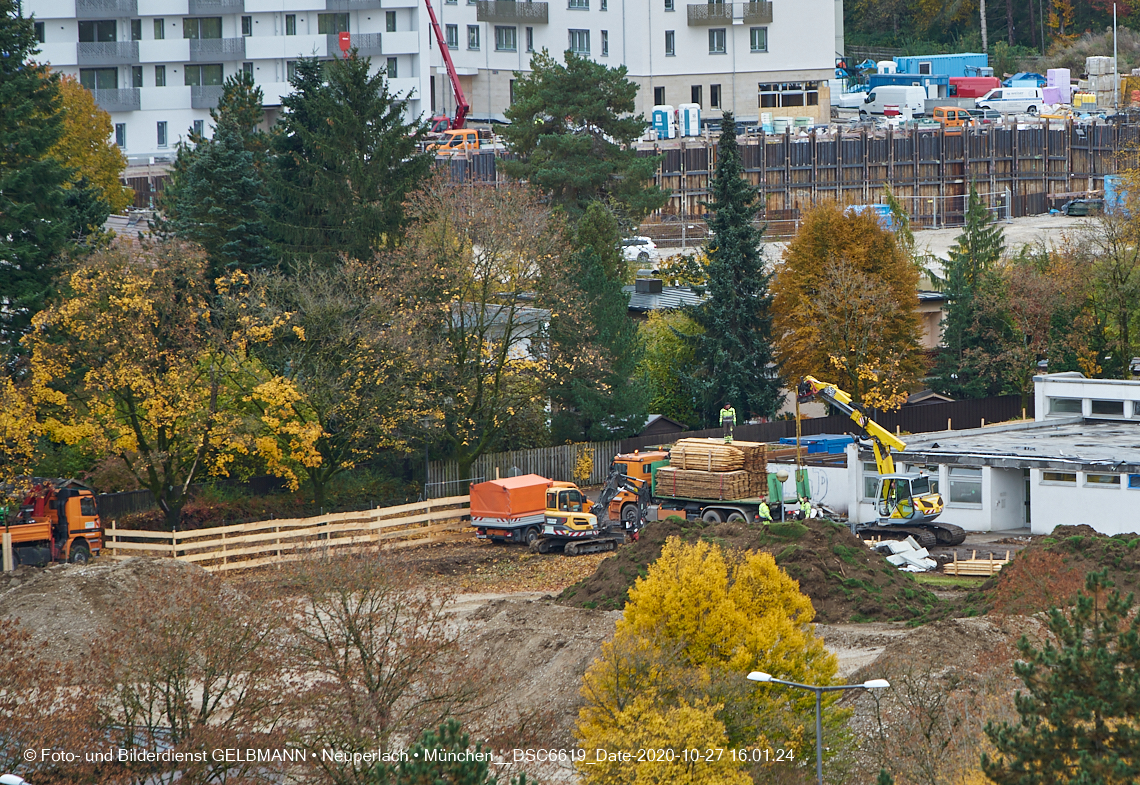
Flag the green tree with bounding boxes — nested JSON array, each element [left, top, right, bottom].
[[549, 203, 648, 442], [983, 570, 1140, 785], [268, 55, 430, 268], [691, 113, 782, 425], [368, 719, 529, 785], [932, 184, 1006, 398], [638, 310, 703, 427], [0, 0, 72, 351], [160, 71, 274, 282], [501, 49, 665, 222]]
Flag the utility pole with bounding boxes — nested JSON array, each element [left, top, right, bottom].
[[1114, 2, 1119, 110]]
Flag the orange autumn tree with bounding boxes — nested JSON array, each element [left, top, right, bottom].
[[772, 203, 925, 409], [48, 75, 132, 215]]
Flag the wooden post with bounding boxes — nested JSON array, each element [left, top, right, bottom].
[[221, 530, 227, 567], [2, 531, 13, 572], [172, 530, 178, 560], [948, 417, 952, 430]]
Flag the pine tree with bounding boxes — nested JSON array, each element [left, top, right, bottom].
[[0, 0, 72, 352], [159, 71, 274, 283], [932, 184, 1006, 398], [267, 55, 430, 268], [983, 570, 1140, 785], [692, 112, 782, 424], [368, 719, 528, 785]]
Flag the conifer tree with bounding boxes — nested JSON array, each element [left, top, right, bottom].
[[0, 0, 72, 351], [983, 570, 1140, 785], [368, 719, 529, 784], [932, 184, 1006, 398], [692, 113, 782, 424]]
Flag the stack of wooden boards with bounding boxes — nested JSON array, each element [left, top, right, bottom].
[[657, 439, 768, 500]]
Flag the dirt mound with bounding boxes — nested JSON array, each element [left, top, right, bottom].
[[557, 517, 939, 623], [0, 557, 207, 661]]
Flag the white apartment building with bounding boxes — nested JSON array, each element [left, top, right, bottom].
[[25, 0, 432, 162], [431, 0, 837, 125]]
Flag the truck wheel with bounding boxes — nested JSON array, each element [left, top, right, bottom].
[[525, 528, 540, 546], [69, 541, 91, 564], [701, 509, 723, 524], [727, 512, 747, 523], [621, 504, 639, 525]]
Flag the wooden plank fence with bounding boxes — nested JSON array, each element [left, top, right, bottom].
[[103, 495, 471, 573], [426, 441, 622, 494]]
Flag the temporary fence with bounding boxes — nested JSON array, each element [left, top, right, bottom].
[[427, 441, 622, 493], [102, 495, 471, 572]]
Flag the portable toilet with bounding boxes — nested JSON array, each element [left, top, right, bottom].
[[652, 105, 676, 139], [877, 60, 897, 74], [678, 103, 701, 136]]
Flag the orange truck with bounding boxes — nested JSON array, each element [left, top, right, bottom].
[[471, 474, 587, 546], [5, 481, 103, 566]]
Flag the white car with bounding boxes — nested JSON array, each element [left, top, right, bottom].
[[622, 236, 659, 264]]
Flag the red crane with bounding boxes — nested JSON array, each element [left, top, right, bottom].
[[425, 0, 469, 132]]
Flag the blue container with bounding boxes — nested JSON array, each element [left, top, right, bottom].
[[868, 73, 949, 91], [778, 434, 856, 455], [893, 53, 988, 79], [1104, 174, 1129, 215], [847, 204, 895, 232]]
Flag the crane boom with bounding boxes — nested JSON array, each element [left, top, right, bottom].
[[424, 0, 469, 129], [797, 376, 906, 475]]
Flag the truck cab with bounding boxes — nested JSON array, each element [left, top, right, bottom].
[[607, 450, 669, 524], [9, 482, 103, 566]]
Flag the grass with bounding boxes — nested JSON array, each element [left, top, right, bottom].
[[912, 573, 987, 589]]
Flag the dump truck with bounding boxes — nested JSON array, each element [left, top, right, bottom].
[[428, 128, 506, 155], [5, 481, 103, 566]]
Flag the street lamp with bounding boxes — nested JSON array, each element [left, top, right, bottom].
[[747, 671, 890, 785], [775, 469, 789, 522]]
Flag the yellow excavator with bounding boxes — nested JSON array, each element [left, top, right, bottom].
[[797, 376, 966, 548]]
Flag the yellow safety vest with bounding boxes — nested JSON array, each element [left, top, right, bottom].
[[721, 406, 737, 426]]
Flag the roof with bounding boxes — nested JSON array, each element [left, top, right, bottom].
[[887, 418, 1140, 473], [906, 389, 955, 406], [917, 290, 948, 303], [644, 414, 686, 429], [623, 285, 707, 312], [482, 474, 552, 489]]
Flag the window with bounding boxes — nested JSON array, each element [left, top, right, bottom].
[[131, 19, 142, 41], [241, 15, 252, 36], [132, 65, 143, 87], [601, 29, 608, 56], [319, 13, 349, 33], [710, 83, 721, 108], [467, 25, 479, 49], [287, 60, 297, 80], [242, 61, 253, 78], [193, 119, 205, 136], [385, 11, 396, 32], [80, 496, 97, 517], [1042, 471, 1077, 484], [1130, 474, 1140, 489], [750, 26, 766, 52], [184, 64, 224, 86], [653, 85, 664, 105], [157, 121, 168, 147], [948, 467, 982, 504], [285, 14, 296, 35], [154, 18, 165, 40], [918, 61, 932, 75], [1086, 473, 1121, 487], [1091, 399, 1124, 416], [691, 84, 702, 106], [509, 78, 516, 104], [183, 17, 222, 39], [34, 21, 44, 43], [601, 0, 607, 8], [665, 0, 674, 9], [495, 25, 517, 51], [759, 82, 820, 108], [386, 57, 398, 78], [115, 123, 126, 148], [79, 20, 117, 43], [446, 0, 457, 4], [568, 0, 588, 8], [154, 64, 166, 86], [664, 29, 674, 56], [79, 68, 118, 90], [445, 24, 458, 49], [1049, 397, 1082, 415], [568, 28, 589, 54], [862, 462, 880, 500], [526, 26, 533, 51], [708, 28, 726, 54]]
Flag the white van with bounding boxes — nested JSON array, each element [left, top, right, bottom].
[[859, 86, 927, 117], [975, 87, 1044, 114]]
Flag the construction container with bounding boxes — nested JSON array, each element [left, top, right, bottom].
[[652, 105, 676, 139], [778, 434, 856, 454], [893, 53, 988, 79], [470, 474, 552, 521], [949, 76, 1000, 98]]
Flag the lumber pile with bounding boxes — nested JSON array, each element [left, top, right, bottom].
[[656, 467, 751, 500], [667, 438, 768, 499], [943, 550, 1010, 577], [669, 439, 745, 471]]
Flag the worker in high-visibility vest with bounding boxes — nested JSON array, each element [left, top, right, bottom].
[[799, 497, 812, 520], [758, 500, 772, 524], [720, 402, 737, 443]]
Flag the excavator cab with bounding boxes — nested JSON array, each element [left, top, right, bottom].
[[876, 473, 944, 524]]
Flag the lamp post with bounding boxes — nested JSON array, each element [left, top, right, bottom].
[[747, 671, 890, 785], [775, 469, 789, 522]]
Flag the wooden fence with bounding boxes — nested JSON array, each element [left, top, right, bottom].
[[103, 495, 471, 573], [426, 441, 622, 494]]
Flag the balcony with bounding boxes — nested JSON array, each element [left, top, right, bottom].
[[76, 0, 138, 17], [325, 0, 383, 10], [686, 1, 772, 25], [189, 37, 246, 61], [476, 1, 549, 24], [77, 41, 139, 65], [188, 0, 245, 12], [328, 32, 383, 57], [92, 87, 140, 112], [191, 85, 225, 109]]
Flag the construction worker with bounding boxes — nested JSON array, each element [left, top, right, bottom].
[[799, 497, 812, 520], [758, 499, 772, 524], [720, 402, 737, 443]]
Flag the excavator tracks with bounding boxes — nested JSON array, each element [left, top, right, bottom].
[[925, 521, 967, 545]]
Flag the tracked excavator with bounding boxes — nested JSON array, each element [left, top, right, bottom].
[[797, 376, 967, 549]]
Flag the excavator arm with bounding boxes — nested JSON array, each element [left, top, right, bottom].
[[797, 376, 906, 475]]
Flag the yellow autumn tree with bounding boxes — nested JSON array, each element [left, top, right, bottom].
[[0, 377, 40, 508], [47, 75, 132, 214], [25, 239, 321, 529], [577, 538, 843, 784]]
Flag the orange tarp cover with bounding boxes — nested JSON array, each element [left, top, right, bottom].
[[470, 474, 552, 519]]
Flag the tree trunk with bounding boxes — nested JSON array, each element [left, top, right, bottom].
[[1007, 0, 1014, 45], [1028, 0, 1038, 52], [980, 0, 989, 52]]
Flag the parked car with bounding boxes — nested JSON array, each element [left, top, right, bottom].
[[622, 236, 660, 263], [1061, 198, 1104, 216]]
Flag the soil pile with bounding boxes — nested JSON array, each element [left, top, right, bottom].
[[557, 517, 940, 623], [0, 557, 207, 661]]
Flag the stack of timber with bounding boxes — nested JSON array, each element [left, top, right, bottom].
[[943, 550, 1011, 577], [670, 439, 745, 471], [732, 440, 769, 497], [655, 467, 751, 500]]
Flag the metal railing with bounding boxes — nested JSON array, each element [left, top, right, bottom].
[[686, 1, 771, 24], [325, 0, 384, 9], [77, 41, 139, 65], [328, 32, 383, 56], [190, 85, 225, 109], [476, 1, 550, 23], [188, 0, 245, 11], [76, 0, 138, 17], [92, 87, 140, 112], [189, 37, 246, 61]]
